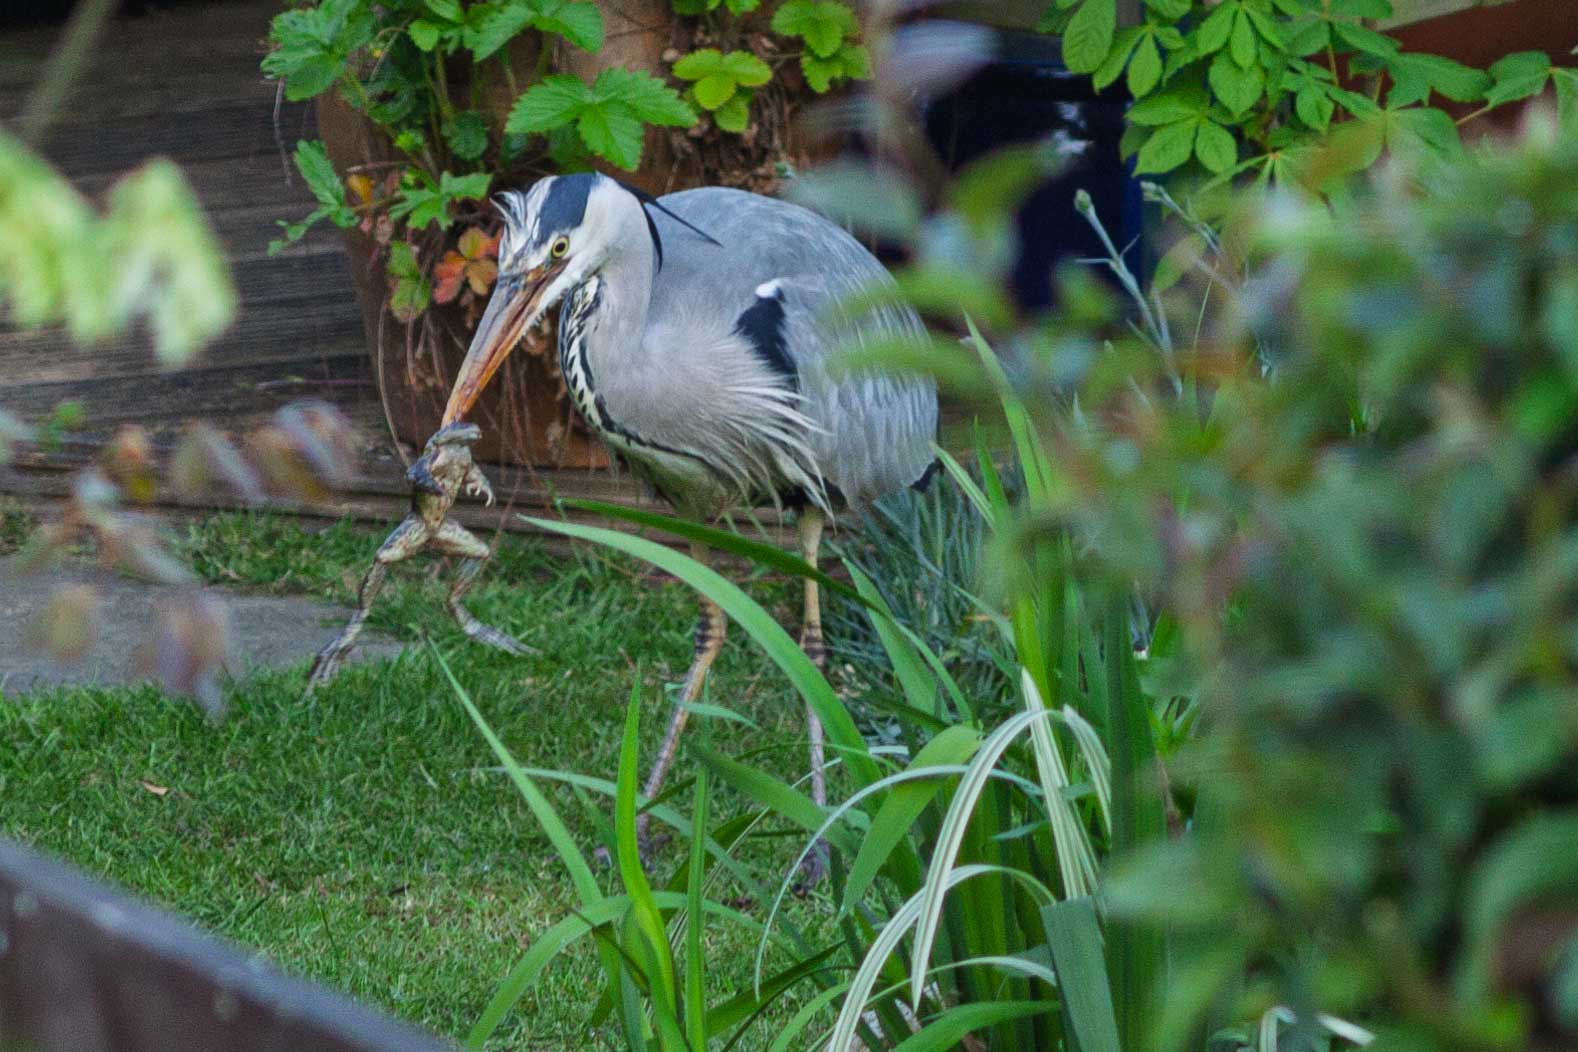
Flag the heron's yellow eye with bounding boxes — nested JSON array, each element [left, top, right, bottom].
[[551, 236, 570, 259]]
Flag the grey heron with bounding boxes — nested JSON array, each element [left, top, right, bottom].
[[441, 172, 937, 874]]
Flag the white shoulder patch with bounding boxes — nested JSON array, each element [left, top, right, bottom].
[[754, 279, 785, 300]]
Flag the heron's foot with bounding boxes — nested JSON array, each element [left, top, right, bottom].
[[453, 607, 536, 655], [792, 837, 830, 896], [591, 822, 669, 873]]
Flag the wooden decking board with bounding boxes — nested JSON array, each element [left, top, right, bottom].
[[1, 0, 388, 515]]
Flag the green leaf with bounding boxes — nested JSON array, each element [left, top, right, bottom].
[[1332, 20, 1399, 57], [771, 0, 856, 59], [1229, 8, 1256, 68], [673, 47, 723, 79], [1210, 48, 1264, 115], [1195, 1, 1236, 55], [1555, 67, 1578, 124], [1284, 17, 1329, 57], [613, 683, 679, 1031], [694, 745, 863, 856], [1390, 105, 1462, 156], [684, 767, 708, 1052], [840, 724, 984, 917], [1194, 119, 1238, 173], [523, 515, 879, 788], [1296, 83, 1335, 130], [694, 73, 738, 109], [443, 111, 489, 161], [1485, 50, 1553, 107], [386, 241, 430, 321], [506, 74, 593, 132], [575, 102, 646, 170], [722, 49, 772, 85], [1063, 0, 1117, 75], [1092, 26, 1142, 92], [889, 1003, 1055, 1052], [1126, 82, 1207, 124], [1386, 51, 1491, 107], [800, 51, 839, 92], [1146, 0, 1190, 18], [408, 18, 443, 51], [293, 140, 348, 215], [713, 92, 751, 132], [595, 67, 696, 126], [1043, 897, 1122, 1052], [533, 0, 604, 52], [1128, 32, 1163, 96], [425, 0, 464, 22]]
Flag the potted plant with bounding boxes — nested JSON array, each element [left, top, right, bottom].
[[261, 0, 871, 468]]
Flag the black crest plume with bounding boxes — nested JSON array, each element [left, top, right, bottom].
[[614, 179, 723, 271]]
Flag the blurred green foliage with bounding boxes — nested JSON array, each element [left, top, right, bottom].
[[1073, 113, 1578, 1051], [1036, 0, 1576, 184], [0, 132, 233, 370]]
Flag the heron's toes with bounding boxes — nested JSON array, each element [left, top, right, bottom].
[[590, 828, 669, 875], [792, 838, 830, 896]]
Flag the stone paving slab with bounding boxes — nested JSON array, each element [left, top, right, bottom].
[[0, 558, 402, 696]]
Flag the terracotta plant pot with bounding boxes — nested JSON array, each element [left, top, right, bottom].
[[316, 87, 608, 469], [314, 3, 830, 465]]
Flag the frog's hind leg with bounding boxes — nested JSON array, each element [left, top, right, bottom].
[[306, 517, 427, 695], [434, 522, 534, 656]]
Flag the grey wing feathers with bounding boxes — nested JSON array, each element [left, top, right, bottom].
[[654, 188, 939, 509]]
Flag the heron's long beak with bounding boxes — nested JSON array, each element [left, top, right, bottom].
[[441, 263, 558, 425]]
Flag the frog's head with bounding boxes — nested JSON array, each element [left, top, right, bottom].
[[424, 421, 484, 454]]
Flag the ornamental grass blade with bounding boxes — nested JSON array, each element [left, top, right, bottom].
[[1102, 592, 1166, 1050], [614, 680, 681, 1044], [431, 641, 602, 904], [706, 944, 841, 1039], [766, 982, 850, 1052], [524, 516, 879, 788], [889, 1001, 1056, 1052], [1043, 896, 1122, 1052], [466, 896, 634, 1050], [934, 445, 997, 527], [691, 744, 861, 857], [908, 708, 1078, 1011], [846, 561, 970, 722], [685, 765, 708, 1052], [841, 724, 984, 917], [559, 498, 865, 603]]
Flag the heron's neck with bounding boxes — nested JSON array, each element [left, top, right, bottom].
[[559, 239, 656, 431]]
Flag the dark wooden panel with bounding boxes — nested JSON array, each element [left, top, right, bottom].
[[1, 354, 374, 429], [0, 837, 446, 1052]]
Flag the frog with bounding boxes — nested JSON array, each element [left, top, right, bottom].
[[304, 422, 531, 694]]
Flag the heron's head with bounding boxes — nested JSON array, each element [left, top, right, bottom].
[[442, 173, 646, 425]]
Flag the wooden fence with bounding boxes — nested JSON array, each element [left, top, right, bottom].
[[0, 838, 445, 1052]]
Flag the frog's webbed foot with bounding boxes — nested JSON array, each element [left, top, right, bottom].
[[304, 561, 389, 697], [447, 555, 536, 655]]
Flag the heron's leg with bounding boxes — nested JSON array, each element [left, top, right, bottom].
[[796, 507, 831, 893], [635, 542, 726, 857], [305, 518, 424, 695], [433, 521, 533, 655]]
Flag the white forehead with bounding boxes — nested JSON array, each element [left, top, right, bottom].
[[496, 174, 627, 272]]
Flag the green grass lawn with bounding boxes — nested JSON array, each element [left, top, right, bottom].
[[0, 512, 835, 1049]]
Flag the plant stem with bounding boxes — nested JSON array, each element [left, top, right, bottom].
[[19, 0, 116, 145]]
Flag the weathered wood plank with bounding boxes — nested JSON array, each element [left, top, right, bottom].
[[0, 310, 367, 382], [0, 837, 447, 1052], [1, 355, 375, 429]]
